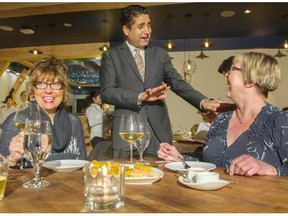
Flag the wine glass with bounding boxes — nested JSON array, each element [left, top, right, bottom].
[[134, 121, 150, 165], [14, 102, 41, 169], [14, 102, 41, 129], [23, 120, 52, 189], [119, 114, 144, 164]]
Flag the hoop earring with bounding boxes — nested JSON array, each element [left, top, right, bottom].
[[29, 95, 35, 101], [62, 95, 68, 103]]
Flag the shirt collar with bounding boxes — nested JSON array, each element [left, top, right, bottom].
[[126, 41, 145, 55]]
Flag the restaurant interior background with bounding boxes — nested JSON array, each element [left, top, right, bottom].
[[0, 2, 288, 130]]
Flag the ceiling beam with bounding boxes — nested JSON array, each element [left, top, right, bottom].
[[0, 2, 174, 19], [0, 42, 107, 62], [0, 62, 10, 78]]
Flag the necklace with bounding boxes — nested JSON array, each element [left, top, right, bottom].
[[235, 109, 256, 124]]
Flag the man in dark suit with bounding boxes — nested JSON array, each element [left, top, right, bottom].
[[100, 5, 220, 159]]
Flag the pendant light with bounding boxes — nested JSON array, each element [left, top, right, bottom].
[[181, 13, 196, 84], [164, 15, 176, 50], [281, 15, 288, 49], [274, 49, 286, 58], [49, 23, 56, 55], [29, 48, 43, 55], [99, 19, 109, 52], [195, 48, 209, 59], [200, 13, 213, 48]]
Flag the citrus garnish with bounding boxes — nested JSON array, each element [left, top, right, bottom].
[[134, 161, 152, 171], [89, 160, 120, 177]]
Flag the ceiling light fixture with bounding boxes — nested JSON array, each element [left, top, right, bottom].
[[164, 40, 176, 50], [274, 49, 286, 58], [29, 48, 43, 55], [99, 18, 109, 52], [283, 40, 288, 49], [200, 13, 213, 48], [19, 27, 35, 35], [0, 25, 14, 31], [99, 43, 108, 52], [181, 13, 196, 84], [164, 15, 176, 50], [244, 9, 252, 14], [281, 15, 288, 49], [220, 10, 235, 18], [196, 47, 209, 59]]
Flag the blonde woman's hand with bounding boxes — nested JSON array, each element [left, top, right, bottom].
[[227, 154, 277, 176]]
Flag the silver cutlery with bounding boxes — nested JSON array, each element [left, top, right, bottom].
[[220, 178, 238, 184], [178, 156, 191, 169]]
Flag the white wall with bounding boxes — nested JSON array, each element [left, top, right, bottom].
[[0, 72, 27, 106], [1, 48, 287, 130], [166, 48, 288, 130]]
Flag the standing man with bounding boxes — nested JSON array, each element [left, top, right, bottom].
[[100, 5, 220, 159]]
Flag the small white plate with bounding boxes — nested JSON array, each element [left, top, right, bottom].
[[42, 160, 90, 172], [178, 176, 230, 190], [165, 161, 216, 172], [124, 165, 164, 185]]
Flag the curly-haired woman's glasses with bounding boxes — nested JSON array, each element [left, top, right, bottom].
[[33, 81, 64, 90]]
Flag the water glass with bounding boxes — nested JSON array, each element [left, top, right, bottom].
[[0, 159, 9, 201], [84, 162, 125, 211]]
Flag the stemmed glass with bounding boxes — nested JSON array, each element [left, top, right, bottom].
[[119, 114, 144, 164], [14, 102, 41, 130], [134, 121, 150, 165], [14, 102, 41, 169], [23, 120, 52, 189]]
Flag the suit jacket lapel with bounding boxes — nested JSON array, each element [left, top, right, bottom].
[[144, 46, 153, 82], [120, 42, 143, 82]]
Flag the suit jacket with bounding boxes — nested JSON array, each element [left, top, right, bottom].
[[100, 42, 207, 156]]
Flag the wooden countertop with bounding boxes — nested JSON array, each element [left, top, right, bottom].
[[1, 159, 288, 213]]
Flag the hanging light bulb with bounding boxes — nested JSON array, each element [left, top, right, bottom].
[[99, 44, 108, 52], [165, 40, 176, 50], [201, 38, 213, 48], [163, 15, 176, 51], [99, 19, 109, 52], [200, 13, 214, 48], [29, 48, 43, 55], [283, 40, 288, 49], [181, 13, 196, 84], [187, 62, 192, 70]]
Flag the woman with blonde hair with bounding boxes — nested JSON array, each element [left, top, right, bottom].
[[0, 56, 87, 168], [158, 52, 288, 176]]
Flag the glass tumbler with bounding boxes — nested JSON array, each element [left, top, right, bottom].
[[84, 161, 125, 211]]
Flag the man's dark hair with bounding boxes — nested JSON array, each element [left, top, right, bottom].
[[120, 5, 148, 29], [218, 56, 234, 74]]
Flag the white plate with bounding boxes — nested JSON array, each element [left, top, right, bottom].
[[178, 176, 229, 190], [124, 164, 164, 185], [164, 161, 216, 172], [42, 160, 90, 172]]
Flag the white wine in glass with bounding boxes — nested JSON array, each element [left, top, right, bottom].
[[14, 102, 41, 130], [119, 114, 144, 164], [14, 102, 41, 169], [23, 120, 52, 189]]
